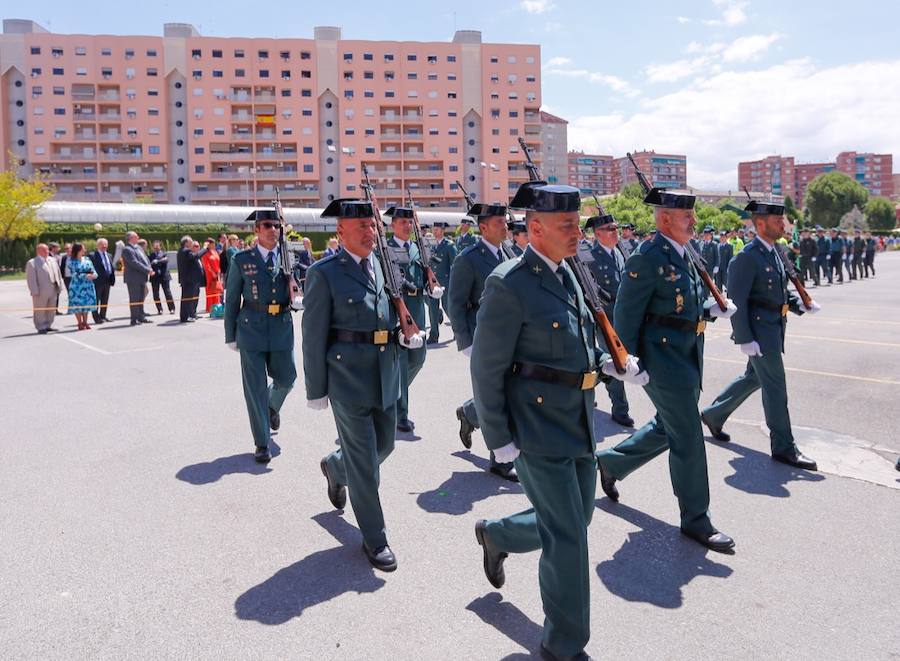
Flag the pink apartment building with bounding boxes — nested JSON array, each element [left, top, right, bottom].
[[0, 20, 543, 209]]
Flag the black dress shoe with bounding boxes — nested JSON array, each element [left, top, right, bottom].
[[540, 644, 594, 661], [456, 406, 474, 449], [611, 413, 635, 427], [597, 462, 619, 502], [140, 318, 154, 324], [490, 463, 519, 483], [772, 451, 818, 471], [320, 458, 346, 510], [268, 406, 281, 431], [475, 520, 507, 589], [37, 329, 49, 335], [701, 412, 730, 442], [130, 320, 139, 326], [680, 527, 735, 553], [397, 417, 415, 433], [895, 456, 899, 472], [363, 544, 397, 572], [254, 446, 272, 464]]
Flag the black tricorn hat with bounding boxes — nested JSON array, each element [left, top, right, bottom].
[[643, 187, 696, 209], [702, 225, 714, 233], [583, 214, 616, 230], [744, 200, 785, 216], [384, 206, 415, 219], [432, 221, 451, 229], [468, 203, 508, 219], [509, 181, 581, 212], [320, 198, 374, 218], [245, 208, 280, 223], [507, 221, 527, 233]]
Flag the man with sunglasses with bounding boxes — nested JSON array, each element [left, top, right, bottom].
[[224, 211, 301, 464], [585, 213, 634, 428]]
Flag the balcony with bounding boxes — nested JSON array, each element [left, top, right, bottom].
[[255, 151, 297, 160], [98, 191, 167, 202], [210, 152, 255, 161], [98, 92, 120, 102], [254, 93, 276, 103], [49, 152, 97, 161], [73, 132, 96, 142], [53, 191, 102, 201], [97, 112, 122, 121], [191, 189, 250, 200], [42, 171, 98, 180], [98, 151, 143, 161], [408, 187, 445, 196], [403, 169, 443, 178], [380, 132, 401, 140], [100, 171, 167, 181], [231, 114, 254, 122], [276, 188, 319, 198], [402, 152, 427, 159], [231, 132, 254, 140], [73, 112, 97, 122], [254, 170, 302, 180], [72, 91, 95, 101]]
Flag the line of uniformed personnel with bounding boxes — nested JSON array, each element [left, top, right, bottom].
[[223, 175, 829, 661]]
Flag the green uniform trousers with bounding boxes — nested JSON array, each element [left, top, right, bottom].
[[701, 354, 796, 456], [461, 397, 514, 473], [239, 348, 296, 449], [596, 382, 714, 536], [603, 377, 630, 419], [484, 452, 596, 658], [398, 345, 426, 420], [426, 295, 444, 343], [324, 399, 396, 550]]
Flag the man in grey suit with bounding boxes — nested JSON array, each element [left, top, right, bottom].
[[121, 231, 154, 325], [26, 243, 64, 334]]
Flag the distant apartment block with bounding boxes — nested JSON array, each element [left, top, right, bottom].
[[538, 110, 567, 185], [613, 151, 688, 191], [739, 152, 893, 206], [568, 151, 615, 194], [0, 19, 543, 208]]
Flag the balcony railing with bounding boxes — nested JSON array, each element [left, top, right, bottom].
[[191, 189, 250, 200], [43, 172, 98, 180], [49, 153, 97, 161], [210, 152, 255, 161], [100, 171, 167, 181], [98, 152, 143, 161]]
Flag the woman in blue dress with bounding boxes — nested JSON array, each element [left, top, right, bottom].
[[67, 243, 98, 330]]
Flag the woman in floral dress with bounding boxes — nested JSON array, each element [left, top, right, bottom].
[[67, 243, 98, 330]]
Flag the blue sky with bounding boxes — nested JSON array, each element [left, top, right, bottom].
[[11, 0, 900, 189]]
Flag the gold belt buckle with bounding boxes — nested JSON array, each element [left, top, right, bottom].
[[696, 319, 707, 334], [408, 288, 419, 297], [373, 329, 389, 345], [267, 304, 281, 315], [581, 371, 598, 390], [780, 304, 789, 316]]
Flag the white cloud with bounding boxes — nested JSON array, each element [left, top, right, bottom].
[[520, 0, 555, 14], [567, 58, 900, 190], [544, 57, 639, 97], [677, 16, 692, 24], [722, 32, 783, 62], [543, 56, 572, 68], [704, 0, 748, 27], [647, 33, 781, 83]]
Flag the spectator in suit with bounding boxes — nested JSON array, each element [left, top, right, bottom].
[[25, 243, 64, 334], [322, 237, 340, 258], [149, 240, 176, 315], [59, 243, 73, 292], [47, 242, 63, 314], [176, 235, 209, 323], [201, 238, 223, 312], [121, 231, 154, 326], [716, 232, 734, 292], [294, 236, 315, 291], [88, 238, 116, 323]]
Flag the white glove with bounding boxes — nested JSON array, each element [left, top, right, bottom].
[[708, 297, 738, 319], [307, 396, 329, 410], [740, 341, 763, 357], [493, 442, 520, 464], [461, 346, 473, 358], [602, 355, 649, 386], [713, 266, 719, 274], [398, 329, 426, 349], [429, 285, 445, 299], [226, 342, 239, 352], [290, 296, 304, 311], [803, 300, 821, 314], [811, 257, 817, 262]]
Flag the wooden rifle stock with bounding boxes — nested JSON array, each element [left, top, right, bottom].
[[775, 244, 813, 309], [684, 241, 728, 311], [406, 189, 441, 295]]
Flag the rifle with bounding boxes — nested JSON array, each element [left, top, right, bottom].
[[406, 188, 441, 295], [456, 179, 476, 211], [628, 152, 728, 311], [274, 188, 303, 309], [518, 137, 627, 373], [361, 167, 421, 339]]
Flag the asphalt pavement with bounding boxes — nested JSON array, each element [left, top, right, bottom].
[[1, 254, 898, 660]]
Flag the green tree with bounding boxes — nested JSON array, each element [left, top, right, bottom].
[[805, 172, 869, 228], [0, 156, 55, 259], [783, 195, 802, 224], [864, 197, 897, 231]]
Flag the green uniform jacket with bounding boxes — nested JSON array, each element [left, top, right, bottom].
[[224, 247, 294, 352], [301, 249, 401, 411], [587, 242, 625, 319], [449, 239, 504, 351], [613, 233, 715, 390], [471, 246, 600, 458], [700, 239, 719, 271], [725, 238, 803, 355], [455, 232, 478, 253], [387, 237, 426, 328], [430, 237, 457, 286]]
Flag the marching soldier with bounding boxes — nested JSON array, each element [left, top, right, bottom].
[[386, 206, 428, 432], [851, 230, 865, 280], [471, 181, 643, 661], [450, 202, 520, 482], [455, 217, 478, 252], [864, 231, 876, 277], [700, 226, 720, 284], [701, 199, 820, 471], [425, 221, 457, 343], [303, 198, 418, 572], [619, 223, 639, 255], [224, 209, 300, 463], [798, 228, 819, 286], [510, 221, 529, 255], [595, 184, 739, 553], [816, 226, 832, 284], [841, 230, 853, 281], [585, 213, 634, 427], [716, 231, 734, 292], [829, 228, 844, 283]]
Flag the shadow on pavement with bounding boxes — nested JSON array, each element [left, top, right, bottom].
[[234, 511, 385, 625], [175, 441, 281, 485], [466, 592, 543, 659], [713, 440, 826, 497], [591, 409, 633, 447], [415, 451, 523, 515], [595, 500, 733, 609]]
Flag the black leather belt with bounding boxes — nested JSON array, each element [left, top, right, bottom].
[[329, 328, 397, 345], [511, 361, 598, 390], [645, 313, 706, 334], [243, 301, 289, 315], [749, 298, 789, 316]]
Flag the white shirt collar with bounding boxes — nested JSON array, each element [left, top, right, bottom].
[[256, 243, 278, 262], [756, 236, 775, 252], [342, 247, 372, 265], [480, 237, 501, 256], [530, 245, 564, 273], [661, 233, 686, 258]]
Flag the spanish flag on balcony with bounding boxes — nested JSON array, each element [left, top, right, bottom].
[[256, 115, 275, 125]]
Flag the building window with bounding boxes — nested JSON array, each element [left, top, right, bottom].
[[301, 89, 312, 97], [193, 129, 204, 136], [75, 47, 87, 56], [448, 147, 458, 154], [53, 107, 66, 115], [385, 91, 395, 98], [234, 49, 245, 58], [259, 70, 269, 78], [191, 49, 201, 59], [281, 89, 291, 97], [447, 74, 457, 81], [408, 91, 418, 98], [258, 50, 269, 59], [51, 48, 64, 57], [364, 90, 374, 98], [235, 68, 245, 77], [363, 52, 373, 61], [213, 70, 224, 78], [365, 147, 376, 154], [448, 111, 457, 117], [303, 146, 313, 154], [301, 70, 311, 78], [447, 92, 457, 99], [344, 71, 354, 81], [147, 49, 158, 57], [32, 85, 43, 96], [302, 109, 312, 116], [52, 68, 64, 76], [148, 108, 159, 116], [125, 48, 135, 59], [101, 48, 112, 56], [449, 165, 458, 172], [490, 56, 498, 63], [343, 52, 353, 61], [31, 67, 41, 76], [148, 146, 160, 154], [147, 68, 158, 76], [300, 51, 311, 60], [407, 72, 417, 80], [344, 90, 354, 98], [509, 110, 518, 118], [279, 50, 290, 61], [194, 147, 204, 154], [281, 70, 291, 80], [345, 129, 355, 135], [507, 56, 516, 64], [30, 46, 41, 55], [384, 53, 394, 61], [303, 164, 314, 173], [407, 54, 417, 61]]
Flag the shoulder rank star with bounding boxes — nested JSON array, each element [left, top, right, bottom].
[[532, 263, 543, 273]]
